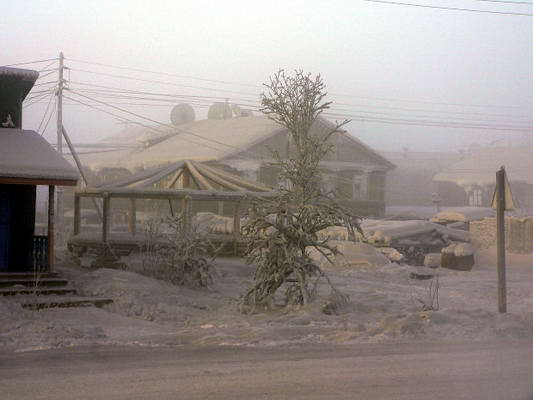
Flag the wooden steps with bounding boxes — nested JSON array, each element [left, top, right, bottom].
[[0, 286, 77, 296], [0, 273, 113, 310], [0, 278, 69, 288], [13, 296, 114, 310]]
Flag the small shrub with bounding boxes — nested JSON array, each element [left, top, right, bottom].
[[135, 213, 219, 288]]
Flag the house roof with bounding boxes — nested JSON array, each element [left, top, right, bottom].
[[434, 145, 533, 187], [0, 129, 79, 185], [78, 115, 395, 171]]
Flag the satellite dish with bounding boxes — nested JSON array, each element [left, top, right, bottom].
[[231, 104, 254, 118], [170, 103, 195, 126], [208, 102, 232, 120]]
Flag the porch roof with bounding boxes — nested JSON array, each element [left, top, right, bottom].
[[0, 129, 79, 186]]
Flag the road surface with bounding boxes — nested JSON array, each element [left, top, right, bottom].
[[1, 341, 533, 399]]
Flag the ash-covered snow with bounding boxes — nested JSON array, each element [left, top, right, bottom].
[[2, 247, 533, 352]]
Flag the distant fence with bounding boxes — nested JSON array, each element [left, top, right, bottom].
[[470, 217, 533, 253]]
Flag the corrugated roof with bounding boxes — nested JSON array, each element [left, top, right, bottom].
[[0, 129, 79, 184], [434, 145, 533, 187]]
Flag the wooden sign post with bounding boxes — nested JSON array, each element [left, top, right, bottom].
[[491, 166, 515, 313]]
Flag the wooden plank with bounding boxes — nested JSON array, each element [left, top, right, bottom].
[[167, 168, 184, 189], [186, 160, 214, 190], [193, 163, 244, 191], [73, 195, 81, 235], [0, 176, 77, 186], [76, 187, 277, 201], [233, 201, 241, 255], [129, 198, 137, 235], [47, 185, 55, 273], [137, 161, 185, 188], [102, 194, 110, 244], [181, 196, 192, 235]]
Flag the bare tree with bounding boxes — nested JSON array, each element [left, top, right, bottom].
[[241, 70, 363, 311]]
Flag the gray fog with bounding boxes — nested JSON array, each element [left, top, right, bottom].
[[2, 0, 532, 151]]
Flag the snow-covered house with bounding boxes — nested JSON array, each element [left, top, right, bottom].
[[0, 67, 78, 273], [434, 146, 533, 208], [76, 115, 396, 216]]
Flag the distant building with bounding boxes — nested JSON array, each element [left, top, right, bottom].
[[76, 115, 395, 216], [380, 150, 463, 206], [434, 145, 533, 208]]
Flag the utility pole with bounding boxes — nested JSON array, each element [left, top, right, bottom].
[[496, 167, 507, 313], [56, 52, 65, 245]]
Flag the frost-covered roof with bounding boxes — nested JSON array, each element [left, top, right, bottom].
[[77, 116, 395, 171], [0, 129, 79, 185], [434, 146, 533, 187], [0, 67, 39, 100]]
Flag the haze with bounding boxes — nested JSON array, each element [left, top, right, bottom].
[[2, 0, 532, 151]]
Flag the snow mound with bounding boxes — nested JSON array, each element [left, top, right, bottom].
[[309, 241, 390, 269]]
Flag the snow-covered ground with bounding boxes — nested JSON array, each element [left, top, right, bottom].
[[1, 248, 532, 352]]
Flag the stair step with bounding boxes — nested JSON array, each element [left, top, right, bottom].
[[14, 296, 114, 310], [0, 286, 77, 296], [0, 278, 69, 288], [0, 272, 60, 280]]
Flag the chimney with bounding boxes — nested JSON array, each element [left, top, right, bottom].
[[0, 67, 39, 129]]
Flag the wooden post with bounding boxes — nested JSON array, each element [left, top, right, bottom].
[[73, 194, 81, 236], [102, 193, 110, 245], [47, 185, 55, 273], [233, 201, 241, 256], [129, 198, 137, 235], [181, 195, 191, 234], [168, 199, 175, 217], [496, 167, 507, 313]]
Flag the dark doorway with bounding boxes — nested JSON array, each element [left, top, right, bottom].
[[0, 187, 9, 271]]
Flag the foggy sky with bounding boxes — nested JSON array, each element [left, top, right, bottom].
[[2, 0, 532, 152]]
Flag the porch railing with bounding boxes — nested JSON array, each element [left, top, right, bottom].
[[32, 235, 48, 272]]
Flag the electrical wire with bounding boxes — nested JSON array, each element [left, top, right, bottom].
[[66, 81, 532, 127], [62, 94, 241, 157], [469, 0, 533, 5], [66, 89, 268, 158], [67, 68, 259, 97], [0, 58, 58, 68], [361, 0, 533, 16], [37, 92, 56, 133], [64, 59, 532, 111], [66, 58, 260, 88], [39, 97, 56, 136], [324, 111, 532, 131]]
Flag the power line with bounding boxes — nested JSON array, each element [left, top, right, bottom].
[[66, 58, 260, 88], [39, 97, 57, 136], [70, 87, 532, 126], [325, 111, 532, 131], [66, 89, 267, 158], [0, 58, 58, 68], [67, 60, 531, 111], [361, 0, 533, 16], [470, 0, 533, 5], [63, 93, 256, 159], [38, 92, 56, 133], [67, 67, 259, 97]]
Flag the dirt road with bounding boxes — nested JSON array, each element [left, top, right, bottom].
[[1, 341, 533, 400]]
